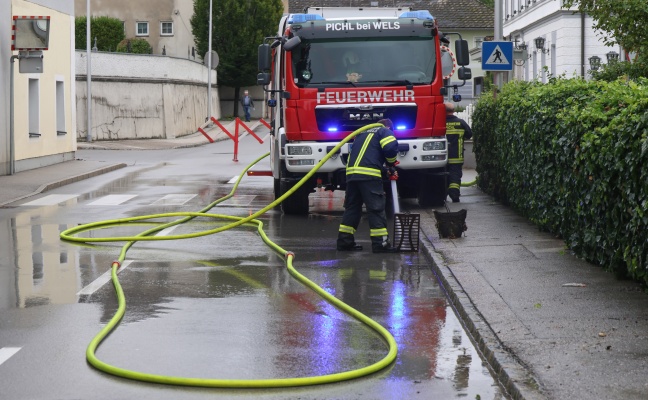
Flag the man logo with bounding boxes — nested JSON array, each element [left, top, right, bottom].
[[347, 112, 384, 121]]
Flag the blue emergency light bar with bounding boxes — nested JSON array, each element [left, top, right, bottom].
[[287, 14, 324, 24], [398, 10, 434, 20]]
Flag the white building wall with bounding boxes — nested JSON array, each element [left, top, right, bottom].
[[504, 0, 618, 82], [1, 1, 11, 175], [11, 0, 76, 173], [75, 51, 219, 140]]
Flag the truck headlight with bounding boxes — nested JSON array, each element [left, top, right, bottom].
[[287, 146, 312, 155], [423, 141, 445, 151]]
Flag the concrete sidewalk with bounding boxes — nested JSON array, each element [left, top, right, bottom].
[[2, 130, 647, 399], [419, 184, 648, 400], [0, 120, 262, 206], [76, 119, 263, 150]]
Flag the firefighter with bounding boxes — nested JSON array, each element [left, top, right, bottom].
[[445, 102, 473, 203], [337, 119, 400, 253]]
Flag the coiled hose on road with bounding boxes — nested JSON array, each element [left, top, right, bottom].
[[60, 123, 398, 388]]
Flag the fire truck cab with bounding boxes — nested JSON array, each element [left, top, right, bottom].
[[258, 7, 471, 214]]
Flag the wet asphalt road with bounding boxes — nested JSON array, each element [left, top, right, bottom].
[[0, 136, 504, 399]]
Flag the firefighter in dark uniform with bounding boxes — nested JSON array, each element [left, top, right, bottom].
[[337, 119, 400, 253], [445, 102, 473, 203]]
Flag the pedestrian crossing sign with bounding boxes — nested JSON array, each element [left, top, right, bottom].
[[481, 41, 513, 71]]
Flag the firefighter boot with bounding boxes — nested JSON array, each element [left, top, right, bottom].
[[337, 233, 363, 251], [372, 236, 399, 253]]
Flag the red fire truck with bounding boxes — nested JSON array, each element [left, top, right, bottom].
[[257, 7, 471, 214]]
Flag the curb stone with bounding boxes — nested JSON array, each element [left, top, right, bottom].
[[0, 163, 127, 207], [418, 211, 546, 400]]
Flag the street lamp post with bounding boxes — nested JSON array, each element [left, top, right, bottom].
[[86, 0, 92, 142], [207, 0, 213, 121]]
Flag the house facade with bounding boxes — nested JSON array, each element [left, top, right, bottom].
[[73, 0, 196, 58], [1, 0, 76, 176], [503, 0, 620, 82]]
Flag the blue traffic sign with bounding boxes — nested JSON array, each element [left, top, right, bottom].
[[482, 41, 513, 71]]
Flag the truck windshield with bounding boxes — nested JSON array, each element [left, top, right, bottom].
[[291, 37, 436, 87]]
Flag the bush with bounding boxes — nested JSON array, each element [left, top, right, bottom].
[[116, 38, 152, 54], [473, 77, 648, 283], [591, 54, 648, 82], [75, 16, 125, 52]]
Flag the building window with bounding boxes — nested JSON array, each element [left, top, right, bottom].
[[136, 21, 149, 36], [122, 21, 126, 34], [29, 78, 40, 137], [160, 21, 173, 36], [56, 80, 66, 135]]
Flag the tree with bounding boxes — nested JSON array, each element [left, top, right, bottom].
[[75, 16, 125, 52], [562, 0, 648, 55], [191, 0, 283, 118]]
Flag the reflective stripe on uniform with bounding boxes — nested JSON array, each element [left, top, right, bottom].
[[339, 224, 356, 234], [370, 227, 388, 237], [446, 128, 465, 160], [380, 136, 396, 147], [346, 166, 382, 177], [353, 133, 374, 168], [449, 183, 461, 190]]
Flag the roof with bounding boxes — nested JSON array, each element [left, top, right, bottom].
[[288, 0, 494, 29]]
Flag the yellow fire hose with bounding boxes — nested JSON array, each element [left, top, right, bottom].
[[60, 123, 398, 388]]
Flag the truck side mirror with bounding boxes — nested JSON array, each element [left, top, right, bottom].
[[257, 72, 271, 86], [283, 36, 301, 52], [258, 44, 271, 71], [455, 40, 470, 66], [458, 67, 471, 81]]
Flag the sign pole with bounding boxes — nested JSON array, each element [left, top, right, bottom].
[[207, 0, 213, 121], [494, 0, 503, 92], [86, 0, 92, 142]]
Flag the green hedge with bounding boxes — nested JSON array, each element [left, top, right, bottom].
[[472, 78, 648, 283], [75, 16, 125, 51], [116, 38, 152, 54]]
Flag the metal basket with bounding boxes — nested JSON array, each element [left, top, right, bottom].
[[433, 208, 467, 239], [393, 212, 420, 252]]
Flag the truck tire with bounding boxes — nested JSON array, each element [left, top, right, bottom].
[[417, 170, 447, 207], [274, 178, 281, 200], [279, 179, 310, 215]]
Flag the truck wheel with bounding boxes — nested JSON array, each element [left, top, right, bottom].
[[279, 179, 310, 215], [417, 171, 447, 207], [274, 178, 281, 200]]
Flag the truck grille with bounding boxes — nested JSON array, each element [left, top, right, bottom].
[[315, 104, 417, 132]]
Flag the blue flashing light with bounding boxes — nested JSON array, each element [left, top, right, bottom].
[[288, 13, 324, 24], [327, 127, 338, 132], [398, 10, 434, 20], [396, 125, 407, 130]]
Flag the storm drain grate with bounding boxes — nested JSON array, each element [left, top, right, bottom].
[[393, 212, 420, 252]]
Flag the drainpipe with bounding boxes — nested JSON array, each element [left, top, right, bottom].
[[581, 12, 585, 77]]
